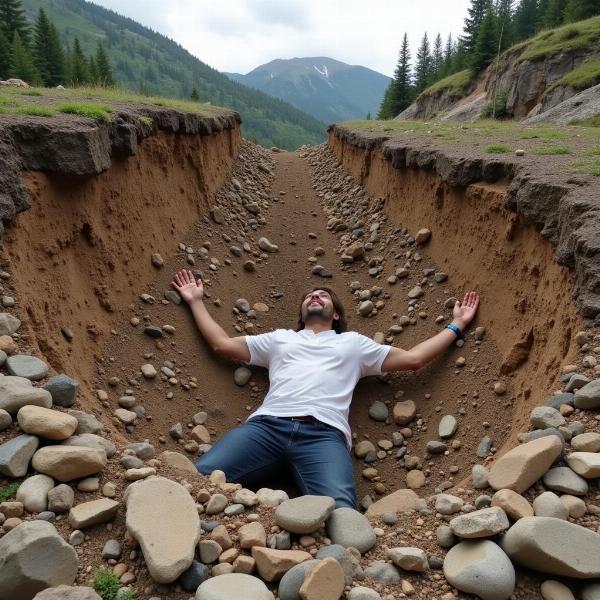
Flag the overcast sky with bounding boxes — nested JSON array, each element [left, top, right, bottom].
[[90, 0, 472, 77]]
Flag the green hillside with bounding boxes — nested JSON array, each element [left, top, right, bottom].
[[20, 0, 326, 150]]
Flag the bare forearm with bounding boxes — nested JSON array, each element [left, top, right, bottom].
[[189, 299, 231, 351], [409, 320, 463, 368]]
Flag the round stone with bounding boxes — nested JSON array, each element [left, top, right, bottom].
[[275, 495, 336, 534], [195, 573, 273, 599], [6, 355, 49, 381], [233, 367, 252, 386]]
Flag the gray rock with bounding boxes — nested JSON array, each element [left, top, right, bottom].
[[439, 415, 458, 438], [436, 494, 463, 515], [102, 539, 121, 560], [0, 408, 11, 431], [63, 433, 116, 458], [368, 401, 388, 422], [195, 573, 274, 599], [427, 440, 447, 454], [347, 588, 382, 600], [0, 376, 53, 415], [0, 312, 20, 335], [0, 434, 39, 477], [574, 380, 600, 409], [6, 355, 49, 381], [121, 455, 143, 469], [476, 435, 492, 457], [234, 367, 252, 386], [436, 525, 457, 548], [276, 495, 335, 534], [164, 290, 182, 305], [472, 464, 489, 489], [16, 474, 54, 512], [327, 507, 376, 554], [278, 559, 320, 600], [565, 373, 590, 393], [36, 511, 56, 522], [180, 560, 209, 592], [530, 406, 565, 429], [502, 516, 600, 577], [571, 432, 600, 452], [0, 520, 78, 599], [48, 484, 75, 514], [33, 586, 101, 600], [316, 544, 363, 584], [358, 300, 374, 316], [199, 540, 222, 564], [42, 374, 80, 408], [533, 492, 569, 519], [543, 467, 588, 496], [363, 561, 401, 584], [449, 507, 510, 539], [444, 540, 515, 600], [127, 442, 155, 460], [583, 583, 600, 600], [546, 393, 574, 409], [68, 410, 102, 434], [387, 546, 428, 572]]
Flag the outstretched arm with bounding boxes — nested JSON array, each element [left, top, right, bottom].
[[171, 269, 251, 362], [381, 291, 480, 372]]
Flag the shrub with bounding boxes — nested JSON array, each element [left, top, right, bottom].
[[58, 103, 112, 121], [138, 115, 153, 126], [481, 92, 509, 119], [571, 114, 600, 127], [92, 568, 121, 600], [486, 144, 513, 153], [0, 482, 19, 502]]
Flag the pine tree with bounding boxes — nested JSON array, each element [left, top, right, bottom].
[[495, 0, 514, 50], [542, 0, 567, 26], [414, 32, 432, 93], [564, 0, 600, 21], [8, 30, 38, 83], [0, 0, 30, 47], [69, 37, 89, 86], [33, 8, 65, 86], [46, 21, 65, 86], [461, 0, 488, 54], [391, 33, 414, 114], [514, 0, 539, 40], [365, 111, 372, 120], [88, 55, 98, 84], [0, 27, 10, 79], [377, 84, 394, 119], [190, 86, 200, 101], [471, 0, 499, 72], [95, 42, 114, 86], [431, 33, 444, 80], [441, 34, 454, 77]]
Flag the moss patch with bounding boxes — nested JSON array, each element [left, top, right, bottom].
[[547, 56, 600, 93], [418, 69, 474, 100]]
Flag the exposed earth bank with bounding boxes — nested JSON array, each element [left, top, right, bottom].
[[0, 111, 599, 600]]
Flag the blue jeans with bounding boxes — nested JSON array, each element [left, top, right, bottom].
[[195, 415, 357, 509]]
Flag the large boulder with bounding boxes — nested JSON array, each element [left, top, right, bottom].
[[443, 540, 515, 600], [33, 586, 100, 600], [488, 436, 562, 493], [0, 434, 39, 477], [126, 476, 200, 583], [17, 406, 78, 441], [0, 520, 78, 600], [502, 517, 600, 578], [32, 446, 106, 482], [195, 573, 274, 599], [275, 495, 335, 534], [0, 376, 52, 415]]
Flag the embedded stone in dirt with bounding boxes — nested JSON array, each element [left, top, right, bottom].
[[327, 507, 376, 554], [415, 228, 431, 244], [252, 547, 312, 582], [488, 436, 562, 493], [449, 507, 510, 539], [365, 488, 420, 516], [0, 312, 20, 335], [126, 476, 200, 583], [42, 374, 80, 408], [159, 450, 199, 475], [347, 588, 382, 600], [234, 366, 252, 386], [393, 400, 416, 425], [387, 547, 428, 572], [195, 572, 274, 599], [439, 415, 458, 438], [443, 540, 515, 600], [299, 556, 345, 600], [275, 495, 336, 534], [0, 376, 52, 414], [68, 498, 119, 528], [33, 586, 101, 599], [258, 237, 279, 253], [0, 434, 39, 477], [6, 355, 49, 381], [32, 446, 106, 482], [17, 405, 78, 440], [0, 520, 78, 599]]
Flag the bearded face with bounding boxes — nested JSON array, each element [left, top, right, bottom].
[[301, 290, 338, 325]]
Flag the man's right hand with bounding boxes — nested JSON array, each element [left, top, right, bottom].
[[172, 269, 204, 305]]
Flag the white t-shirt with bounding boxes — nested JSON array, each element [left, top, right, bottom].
[[245, 328, 391, 448]]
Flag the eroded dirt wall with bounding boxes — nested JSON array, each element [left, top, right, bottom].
[[1, 127, 241, 395], [329, 131, 582, 443]]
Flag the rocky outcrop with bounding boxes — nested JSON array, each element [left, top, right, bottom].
[[524, 83, 600, 124]]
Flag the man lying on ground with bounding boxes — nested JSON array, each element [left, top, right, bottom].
[[171, 269, 480, 508]]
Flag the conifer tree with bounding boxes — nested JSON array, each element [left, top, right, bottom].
[[377, 84, 394, 119], [514, 0, 539, 40], [33, 8, 65, 86], [542, 0, 567, 26], [495, 0, 515, 50], [46, 21, 66, 86], [414, 32, 432, 93], [378, 33, 413, 118], [69, 37, 89, 85], [365, 111, 372, 120], [9, 30, 38, 83], [88, 55, 99, 84], [471, 0, 498, 72], [431, 33, 444, 80], [461, 0, 487, 54], [190, 87, 200, 101], [0, 27, 10, 79], [0, 0, 30, 47], [564, 0, 600, 21], [95, 42, 114, 86]]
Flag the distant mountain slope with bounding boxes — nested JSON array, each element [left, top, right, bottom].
[[20, 0, 326, 150], [229, 57, 391, 124]]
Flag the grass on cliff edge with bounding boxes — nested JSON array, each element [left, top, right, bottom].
[[547, 56, 600, 93], [0, 85, 226, 121], [418, 69, 474, 100]]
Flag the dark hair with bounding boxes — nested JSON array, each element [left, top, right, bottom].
[[296, 287, 348, 334]]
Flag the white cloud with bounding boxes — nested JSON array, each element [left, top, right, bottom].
[[90, 0, 471, 76]]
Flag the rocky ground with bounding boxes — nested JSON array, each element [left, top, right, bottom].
[[1, 139, 600, 600]]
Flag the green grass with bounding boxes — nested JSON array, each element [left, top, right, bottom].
[[486, 144, 513, 153], [0, 482, 19, 502], [92, 568, 121, 600], [18, 89, 43, 96], [547, 56, 600, 92], [116, 590, 135, 600], [532, 145, 571, 155], [571, 114, 600, 127], [512, 16, 600, 62], [570, 158, 600, 175], [585, 146, 600, 155], [138, 115, 153, 126], [57, 102, 113, 121], [418, 69, 474, 99], [15, 105, 56, 117]]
